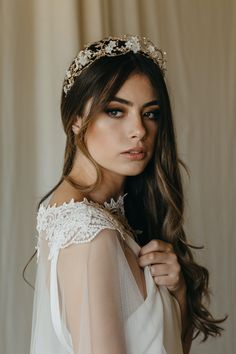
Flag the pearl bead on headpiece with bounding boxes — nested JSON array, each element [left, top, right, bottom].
[[63, 35, 167, 95]]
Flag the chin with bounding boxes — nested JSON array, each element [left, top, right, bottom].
[[126, 170, 145, 177], [123, 159, 151, 174], [102, 160, 150, 177], [122, 165, 147, 176]]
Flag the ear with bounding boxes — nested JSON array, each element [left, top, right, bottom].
[[73, 115, 82, 128], [72, 115, 82, 135]]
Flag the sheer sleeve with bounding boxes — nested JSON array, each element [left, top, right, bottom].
[[30, 201, 132, 354], [57, 228, 127, 354], [30, 200, 184, 354]]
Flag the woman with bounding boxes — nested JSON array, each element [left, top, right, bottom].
[[27, 35, 225, 354]]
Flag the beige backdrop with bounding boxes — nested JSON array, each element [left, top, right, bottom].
[[0, 0, 235, 353]]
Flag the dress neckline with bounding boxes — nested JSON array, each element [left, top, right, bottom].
[[43, 192, 128, 217], [40, 192, 144, 245]]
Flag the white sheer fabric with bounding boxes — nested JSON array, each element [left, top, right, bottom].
[[30, 195, 183, 354]]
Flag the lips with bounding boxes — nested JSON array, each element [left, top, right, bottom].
[[122, 147, 146, 154], [121, 147, 147, 161]]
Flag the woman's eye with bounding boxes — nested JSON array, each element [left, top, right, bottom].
[[144, 109, 161, 120], [105, 108, 124, 118]]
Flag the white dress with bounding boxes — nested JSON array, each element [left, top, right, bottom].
[[30, 194, 183, 354]]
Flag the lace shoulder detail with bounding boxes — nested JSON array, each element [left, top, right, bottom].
[[35, 196, 131, 262]]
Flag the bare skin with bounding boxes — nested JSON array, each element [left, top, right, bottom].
[[49, 73, 192, 353]]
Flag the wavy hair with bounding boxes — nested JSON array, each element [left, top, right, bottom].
[[23, 52, 226, 342]]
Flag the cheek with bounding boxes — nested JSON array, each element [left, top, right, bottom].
[[85, 120, 119, 158], [147, 124, 158, 147]]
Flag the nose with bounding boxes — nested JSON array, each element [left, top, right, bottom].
[[128, 115, 147, 140]]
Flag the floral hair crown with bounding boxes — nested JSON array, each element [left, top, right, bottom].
[[63, 35, 167, 95]]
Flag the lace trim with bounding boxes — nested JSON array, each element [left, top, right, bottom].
[[35, 193, 135, 262], [44, 193, 127, 216]]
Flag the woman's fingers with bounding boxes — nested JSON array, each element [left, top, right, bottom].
[[138, 250, 177, 267], [138, 239, 173, 256], [138, 239, 183, 292], [138, 251, 168, 267], [150, 263, 169, 276]]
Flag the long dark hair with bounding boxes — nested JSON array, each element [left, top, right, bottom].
[[23, 52, 226, 341]]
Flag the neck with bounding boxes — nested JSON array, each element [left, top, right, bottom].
[[68, 150, 126, 204]]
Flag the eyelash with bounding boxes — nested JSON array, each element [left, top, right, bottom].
[[105, 108, 124, 118], [104, 108, 161, 120]]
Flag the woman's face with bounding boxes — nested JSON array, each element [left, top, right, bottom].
[[84, 73, 160, 178]]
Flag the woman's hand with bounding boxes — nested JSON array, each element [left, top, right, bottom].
[[138, 239, 193, 354], [138, 239, 186, 295]]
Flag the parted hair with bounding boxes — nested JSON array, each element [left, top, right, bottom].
[[23, 52, 226, 341]]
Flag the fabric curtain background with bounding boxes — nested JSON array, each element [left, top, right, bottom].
[[0, 0, 235, 353]]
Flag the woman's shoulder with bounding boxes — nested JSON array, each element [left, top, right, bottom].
[[47, 181, 85, 207], [36, 186, 124, 260], [37, 182, 91, 232], [37, 195, 117, 237]]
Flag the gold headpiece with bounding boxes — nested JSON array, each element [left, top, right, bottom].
[[63, 35, 167, 95]]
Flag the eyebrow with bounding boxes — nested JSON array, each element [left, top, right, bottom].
[[110, 96, 161, 108]]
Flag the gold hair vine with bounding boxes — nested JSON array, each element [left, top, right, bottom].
[[63, 35, 167, 95]]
